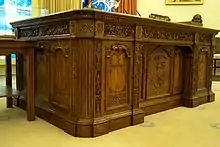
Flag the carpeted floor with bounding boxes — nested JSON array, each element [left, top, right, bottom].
[[0, 82, 220, 147]]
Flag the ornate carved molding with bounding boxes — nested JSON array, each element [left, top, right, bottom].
[[104, 23, 134, 37], [142, 26, 194, 42], [19, 22, 70, 38], [95, 42, 102, 114], [95, 21, 104, 37], [70, 21, 76, 35], [133, 43, 143, 100]]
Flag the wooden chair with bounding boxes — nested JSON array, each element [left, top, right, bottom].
[[0, 37, 35, 121]]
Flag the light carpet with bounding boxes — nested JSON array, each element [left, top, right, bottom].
[[0, 82, 220, 147]]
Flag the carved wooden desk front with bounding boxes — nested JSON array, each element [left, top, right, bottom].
[[10, 9, 219, 137]]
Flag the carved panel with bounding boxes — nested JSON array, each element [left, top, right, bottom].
[[36, 42, 50, 104], [197, 47, 209, 90], [173, 49, 183, 94], [142, 26, 194, 42], [19, 22, 70, 38], [198, 33, 212, 44], [77, 20, 95, 37], [147, 47, 172, 98], [105, 43, 131, 110], [50, 41, 71, 111], [104, 23, 134, 37]]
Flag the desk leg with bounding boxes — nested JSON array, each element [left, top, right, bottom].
[[214, 59, 216, 76], [16, 55, 24, 106], [27, 49, 35, 121], [6, 55, 12, 108]]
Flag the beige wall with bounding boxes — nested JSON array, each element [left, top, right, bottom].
[[137, 0, 220, 36]]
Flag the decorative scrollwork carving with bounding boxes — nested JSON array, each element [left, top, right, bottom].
[[142, 26, 194, 42], [19, 22, 70, 38], [95, 42, 102, 114], [104, 24, 134, 37], [134, 43, 143, 100]]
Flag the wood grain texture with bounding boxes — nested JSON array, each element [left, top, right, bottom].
[[11, 9, 219, 137]]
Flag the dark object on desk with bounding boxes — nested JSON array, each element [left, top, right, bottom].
[[149, 13, 171, 21], [11, 9, 219, 137], [180, 14, 203, 26]]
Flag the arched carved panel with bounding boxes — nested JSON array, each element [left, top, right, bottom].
[[36, 43, 50, 104], [147, 47, 172, 98], [50, 43, 70, 111], [105, 43, 131, 110]]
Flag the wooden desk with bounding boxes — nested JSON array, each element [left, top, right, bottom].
[[10, 9, 219, 137], [0, 38, 35, 121]]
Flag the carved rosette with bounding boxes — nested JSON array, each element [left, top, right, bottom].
[[142, 26, 194, 42], [95, 42, 102, 114], [133, 43, 143, 101]]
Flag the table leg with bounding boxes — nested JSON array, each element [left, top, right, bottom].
[[16, 55, 24, 106], [27, 49, 35, 121], [6, 54, 12, 108]]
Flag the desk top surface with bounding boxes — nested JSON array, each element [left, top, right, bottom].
[[10, 9, 219, 33]]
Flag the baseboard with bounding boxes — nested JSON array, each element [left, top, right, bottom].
[[17, 99, 77, 136], [141, 99, 180, 115], [17, 98, 143, 137], [181, 92, 209, 108]]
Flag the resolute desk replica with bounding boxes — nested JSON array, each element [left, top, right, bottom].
[[11, 9, 219, 137]]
